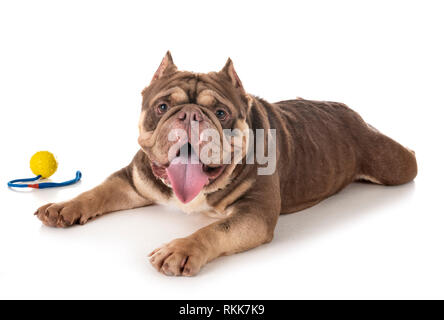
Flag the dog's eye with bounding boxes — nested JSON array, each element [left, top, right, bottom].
[[157, 103, 169, 114], [215, 109, 227, 120]]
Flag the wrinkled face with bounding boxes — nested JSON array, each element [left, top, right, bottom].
[[138, 53, 252, 203]]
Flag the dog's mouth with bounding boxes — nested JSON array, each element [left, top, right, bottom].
[[151, 143, 226, 204]]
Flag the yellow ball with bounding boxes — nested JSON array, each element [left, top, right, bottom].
[[30, 151, 58, 178]]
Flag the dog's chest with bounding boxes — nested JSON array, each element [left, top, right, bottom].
[[166, 192, 227, 218]]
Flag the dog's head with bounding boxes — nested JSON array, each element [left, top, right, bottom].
[[138, 52, 253, 204]]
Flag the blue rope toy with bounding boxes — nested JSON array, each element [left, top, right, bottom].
[[8, 171, 82, 189], [7, 151, 82, 189]]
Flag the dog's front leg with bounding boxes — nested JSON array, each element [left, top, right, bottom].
[[35, 167, 153, 227], [150, 182, 281, 276]]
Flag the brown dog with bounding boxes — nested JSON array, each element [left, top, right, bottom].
[[35, 52, 417, 276]]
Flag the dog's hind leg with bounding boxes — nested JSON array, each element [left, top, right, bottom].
[[356, 126, 417, 186]]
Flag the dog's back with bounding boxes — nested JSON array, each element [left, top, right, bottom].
[[254, 98, 417, 213]]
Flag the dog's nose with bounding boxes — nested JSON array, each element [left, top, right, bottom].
[[177, 109, 203, 122]]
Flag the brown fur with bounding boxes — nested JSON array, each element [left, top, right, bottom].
[[35, 52, 417, 276]]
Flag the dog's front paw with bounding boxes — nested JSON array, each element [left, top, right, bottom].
[[34, 201, 90, 228], [149, 238, 209, 276]]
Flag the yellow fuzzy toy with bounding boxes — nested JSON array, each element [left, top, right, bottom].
[[30, 151, 58, 178]]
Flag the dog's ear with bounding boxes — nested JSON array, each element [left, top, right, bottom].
[[151, 51, 177, 83], [219, 58, 245, 91], [220, 58, 253, 115]]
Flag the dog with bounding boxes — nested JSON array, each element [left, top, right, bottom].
[[35, 52, 417, 276]]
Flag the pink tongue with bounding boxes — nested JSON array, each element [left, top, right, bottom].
[[166, 154, 209, 204]]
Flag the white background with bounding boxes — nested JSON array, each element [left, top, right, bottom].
[[1, 0, 443, 299]]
